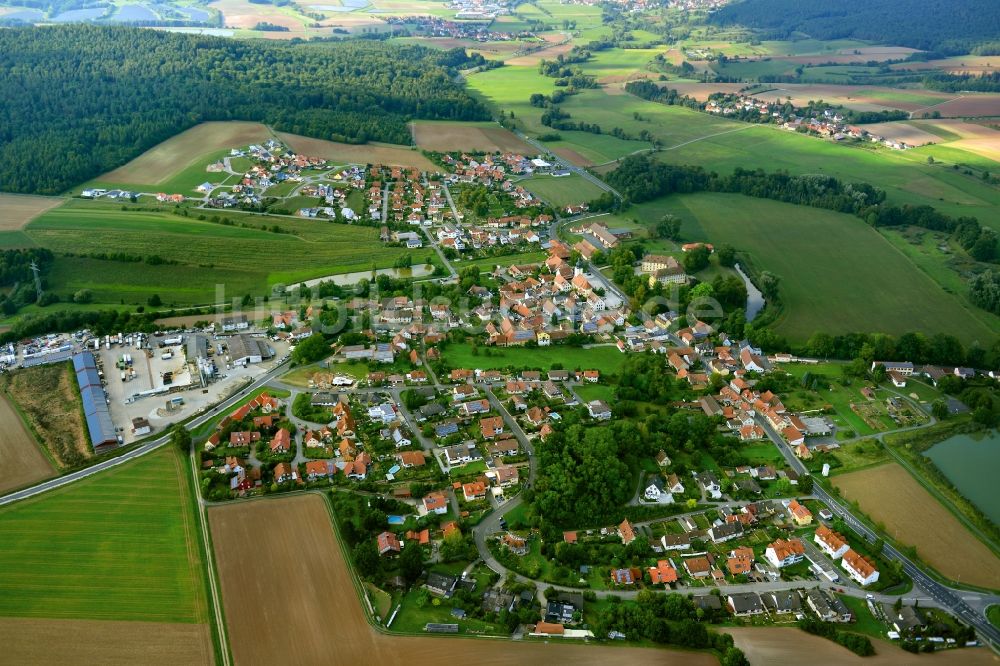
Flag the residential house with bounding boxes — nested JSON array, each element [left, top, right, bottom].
[[684, 556, 712, 578], [665, 473, 685, 494], [709, 522, 743, 544], [643, 477, 673, 503], [727, 593, 765, 617], [814, 525, 850, 559], [648, 560, 678, 585], [398, 450, 427, 468], [787, 499, 813, 526], [660, 533, 691, 551], [274, 462, 297, 484], [805, 589, 853, 623], [765, 590, 802, 615], [480, 416, 505, 440], [304, 460, 334, 480], [423, 492, 449, 515], [425, 572, 458, 597], [618, 519, 636, 545], [611, 567, 642, 585], [765, 538, 805, 568], [841, 549, 879, 586], [463, 481, 488, 502], [586, 400, 612, 420], [270, 428, 291, 453], [697, 471, 723, 499]]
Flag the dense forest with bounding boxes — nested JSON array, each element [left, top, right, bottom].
[[0, 26, 488, 194], [710, 0, 1000, 55]]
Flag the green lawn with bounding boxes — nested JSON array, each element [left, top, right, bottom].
[[0, 447, 208, 622], [442, 342, 628, 375], [740, 442, 785, 465], [836, 595, 887, 639], [12, 200, 417, 306], [655, 192, 1000, 344], [574, 383, 615, 403], [988, 604, 1000, 630], [520, 174, 605, 208]]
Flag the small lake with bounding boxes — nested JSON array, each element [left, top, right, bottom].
[[51, 7, 108, 21], [1, 9, 44, 21], [309, 0, 369, 11], [735, 263, 765, 321], [924, 429, 1000, 524], [175, 6, 209, 21], [111, 4, 159, 21]]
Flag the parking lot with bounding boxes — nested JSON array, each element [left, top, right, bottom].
[[100, 337, 290, 444]]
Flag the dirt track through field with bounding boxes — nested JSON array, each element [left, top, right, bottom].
[[0, 395, 55, 494], [276, 132, 437, 170], [725, 627, 997, 665], [0, 194, 64, 230], [0, 617, 213, 666], [832, 463, 1000, 589], [210, 494, 716, 666]]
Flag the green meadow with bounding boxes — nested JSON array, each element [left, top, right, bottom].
[[0, 447, 208, 622], [442, 342, 628, 375], [650, 121, 1000, 234], [1, 199, 418, 306], [655, 192, 1000, 344], [521, 173, 605, 207]]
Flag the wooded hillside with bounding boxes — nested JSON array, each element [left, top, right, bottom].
[[711, 0, 1000, 55], [0, 26, 488, 194]]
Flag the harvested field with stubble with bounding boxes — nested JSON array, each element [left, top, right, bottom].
[[211, 494, 715, 666], [99, 121, 272, 185], [411, 121, 534, 153], [0, 617, 212, 666], [0, 193, 64, 230], [1, 363, 90, 468], [857, 121, 941, 147], [724, 627, 997, 665], [832, 463, 1000, 590], [276, 132, 436, 170], [0, 396, 54, 494]]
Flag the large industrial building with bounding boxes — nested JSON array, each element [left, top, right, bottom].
[[72, 352, 119, 452]]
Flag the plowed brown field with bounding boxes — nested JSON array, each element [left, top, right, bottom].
[[0, 617, 213, 666], [210, 494, 715, 666], [0, 396, 54, 493]]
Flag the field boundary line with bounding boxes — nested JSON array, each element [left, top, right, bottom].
[[189, 449, 231, 666], [659, 124, 755, 152]]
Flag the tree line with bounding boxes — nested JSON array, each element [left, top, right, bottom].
[[0, 26, 488, 194]]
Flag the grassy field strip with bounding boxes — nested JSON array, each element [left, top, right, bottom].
[[657, 192, 998, 343], [0, 448, 208, 623], [21, 204, 418, 306]]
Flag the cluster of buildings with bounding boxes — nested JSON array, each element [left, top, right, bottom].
[[570, 221, 633, 258], [204, 139, 329, 208], [387, 15, 528, 41], [703, 94, 915, 149]]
